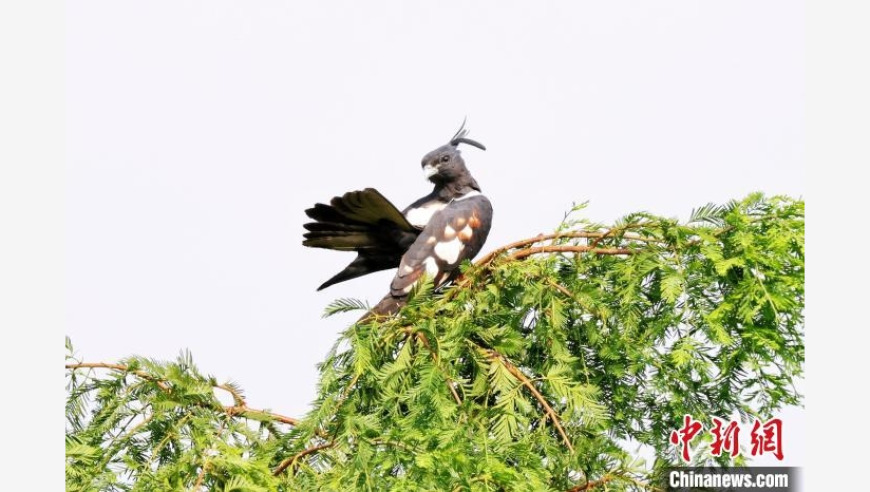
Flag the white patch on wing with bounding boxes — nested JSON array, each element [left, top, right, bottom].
[[396, 282, 413, 295], [423, 256, 440, 278], [443, 225, 456, 240], [434, 238, 464, 264], [394, 256, 440, 295], [404, 201, 447, 228]]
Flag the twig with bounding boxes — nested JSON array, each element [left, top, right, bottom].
[[273, 441, 334, 476], [547, 279, 574, 299], [509, 245, 632, 261], [544, 279, 602, 323], [147, 412, 194, 469], [587, 222, 647, 249], [568, 474, 614, 491], [477, 232, 633, 265], [568, 472, 660, 492], [476, 231, 655, 265], [476, 346, 574, 453], [216, 383, 246, 407], [365, 437, 413, 452], [96, 410, 156, 472], [341, 372, 361, 400], [226, 407, 299, 426], [415, 332, 463, 405], [192, 463, 209, 491], [66, 362, 298, 426], [193, 419, 229, 492], [67, 362, 171, 392], [270, 370, 360, 476], [451, 244, 632, 294]]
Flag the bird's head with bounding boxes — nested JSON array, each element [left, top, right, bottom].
[[420, 120, 486, 187]]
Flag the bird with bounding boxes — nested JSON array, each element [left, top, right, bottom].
[[302, 121, 493, 320]]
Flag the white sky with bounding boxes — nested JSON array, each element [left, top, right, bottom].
[[66, 1, 804, 466]]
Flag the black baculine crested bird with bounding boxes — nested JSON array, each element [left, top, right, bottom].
[[303, 121, 493, 320]]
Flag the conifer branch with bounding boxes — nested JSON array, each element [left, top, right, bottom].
[[66, 362, 299, 426], [341, 373, 362, 400], [587, 222, 645, 249], [476, 231, 646, 265], [216, 382, 246, 406], [508, 245, 632, 261], [545, 279, 603, 320], [476, 346, 575, 453], [147, 412, 194, 469], [192, 420, 227, 492], [192, 464, 208, 491], [415, 332, 463, 405], [227, 407, 300, 426], [67, 362, 171, 391], [568, 472, 658, 491], [273, 441, 334, 476], [568, 474, 614, 491], [547, 279, 575, 299]]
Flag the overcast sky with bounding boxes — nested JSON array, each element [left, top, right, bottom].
[[66, 1, 804, 466]]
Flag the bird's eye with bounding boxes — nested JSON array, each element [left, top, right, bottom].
[[440, 155, 450, 163]]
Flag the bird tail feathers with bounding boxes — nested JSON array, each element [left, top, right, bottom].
[[303, 188, 420, 290]]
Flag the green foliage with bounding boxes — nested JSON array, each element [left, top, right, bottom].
[[323, 298, 371, 318], [66, 193, 804, 491]]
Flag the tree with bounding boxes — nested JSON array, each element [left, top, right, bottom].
[[66, 192, 804, 491]]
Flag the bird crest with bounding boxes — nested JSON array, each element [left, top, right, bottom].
[[449, 118, 486, 151]]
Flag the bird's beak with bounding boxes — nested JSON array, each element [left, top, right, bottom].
[[423, 165, 438, 178]]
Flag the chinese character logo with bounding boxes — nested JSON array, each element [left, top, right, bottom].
[[669, 415, 704, 462], [710, 417, 740, 457], [669, 415, 784, 462], [750, 418, 784, 461]]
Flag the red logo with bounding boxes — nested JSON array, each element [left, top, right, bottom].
[[669, 415, 704, 462], [669, 416, 784, 462], [750, 418, 784, 461], [710, 417, 741, 458]]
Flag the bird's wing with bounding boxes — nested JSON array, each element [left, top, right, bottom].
[[303, 188, 420, 290], [390, 195, 493, 297]]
